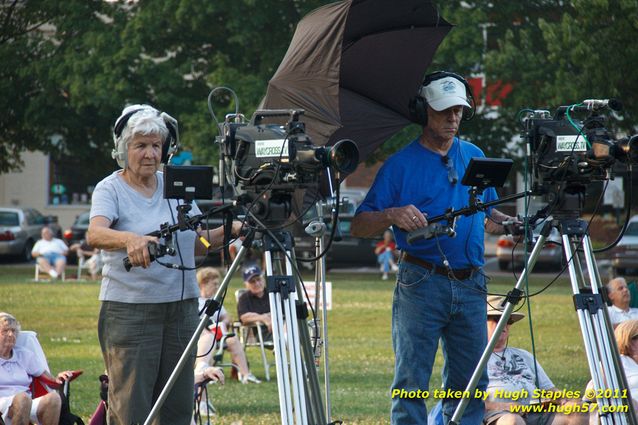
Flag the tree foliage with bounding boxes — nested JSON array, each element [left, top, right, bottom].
[[1, 0, 637, 174]]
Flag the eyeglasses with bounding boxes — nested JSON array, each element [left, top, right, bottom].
[[632, 335, 638, 341], [441, 155, 458, 185]]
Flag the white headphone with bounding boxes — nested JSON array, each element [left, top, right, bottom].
[[111, 104, 179, 169]]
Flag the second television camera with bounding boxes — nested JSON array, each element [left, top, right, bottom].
[[523, 99, 637, 196]]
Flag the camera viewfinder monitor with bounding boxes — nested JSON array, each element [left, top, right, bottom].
[[461, 158, 513, 188], [164, 165, 214, 200]]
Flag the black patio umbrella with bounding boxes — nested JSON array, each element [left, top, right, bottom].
[[260, 0, 452, 163]]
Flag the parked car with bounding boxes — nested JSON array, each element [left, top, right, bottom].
[[63, 211, 90, 263], [495, 223, 563, 271], [0, 207, 62, 261], [611, 215, 638, 275]]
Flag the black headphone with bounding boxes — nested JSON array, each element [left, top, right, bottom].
[[112, 105, 179, 168], [408, 71, 475, 127]]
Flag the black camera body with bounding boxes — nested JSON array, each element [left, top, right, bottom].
[[222, 110, 358, 191], [232, 121, 324, 191], [524, 104, 637, 196], [218, 109, 359, 225]]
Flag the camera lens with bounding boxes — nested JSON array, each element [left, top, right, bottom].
[[328, 139, 359, 174]]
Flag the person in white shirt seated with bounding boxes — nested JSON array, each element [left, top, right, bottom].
[[31, 227, 68, 280], [483, 295, 589, 425], [0, 312, 74, 425], [606, 277, 638, 327]]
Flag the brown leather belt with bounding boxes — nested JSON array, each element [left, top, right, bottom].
[[401, 253, 476, 280]]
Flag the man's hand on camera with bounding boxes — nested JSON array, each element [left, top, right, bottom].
[[502, 218, 523, 235], [126, 234, 159, 268], [385, 205, 427, 232]]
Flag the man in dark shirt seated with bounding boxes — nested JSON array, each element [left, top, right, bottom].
[[237, 265, 272, 340]]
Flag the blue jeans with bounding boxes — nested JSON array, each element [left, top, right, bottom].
[[378, 250, 394, 272], [391, 261, 488, 425]]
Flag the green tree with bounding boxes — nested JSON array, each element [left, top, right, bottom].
[[4, 1, 636, 174], [1, 0, 329, 173]]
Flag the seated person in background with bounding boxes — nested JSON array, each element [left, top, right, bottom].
[[85, 249, 104, 281], [196, 267, 260, 384], [374, 229, 399, 280], [237, 265, 271, 339], [31, 227, 68, 280], [484, 296, 589, 425], [0, 312, 75, 425], [606, 277, 638, 327], [611, 320, 638, 412], [69, 239, 103, 280]]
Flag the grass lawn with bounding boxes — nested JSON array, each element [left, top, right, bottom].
[[0, 265, 592, 424]]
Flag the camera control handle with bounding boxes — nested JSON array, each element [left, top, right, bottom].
[[123, 242, 159, 272]]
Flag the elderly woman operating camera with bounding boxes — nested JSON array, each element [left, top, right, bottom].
[[87, 105, 240, 425], [0, 312, 74, 425]]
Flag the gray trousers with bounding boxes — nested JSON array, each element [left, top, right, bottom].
[[98, 299, 198, 425]]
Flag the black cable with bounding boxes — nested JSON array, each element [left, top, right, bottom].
[[168, 199, 187, 301], [195, 291, 228, 360], [594, 164, 634, 253]]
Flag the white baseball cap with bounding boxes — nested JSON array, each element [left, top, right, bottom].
[[419, 76, 470, 111]]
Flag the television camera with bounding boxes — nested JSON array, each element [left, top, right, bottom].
[[449, 100, 638, 425], [523, 99, 637, 206], [217, 109, 359, 226]]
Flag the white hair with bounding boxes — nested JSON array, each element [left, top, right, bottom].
[[112, 104, 169, 168], [119, 105, 169, 149], [0, 312, 20, 334]]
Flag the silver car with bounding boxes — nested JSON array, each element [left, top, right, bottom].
[[495, 224, 563, 271], [0, 207, 62, 261], [611, 215, 638, 275]]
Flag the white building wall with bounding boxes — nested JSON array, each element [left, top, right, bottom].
[[0, 151, 89, 229]]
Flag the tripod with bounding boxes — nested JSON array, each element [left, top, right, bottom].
[[143, 227, 327, 425], [449, 198, 637, 425]]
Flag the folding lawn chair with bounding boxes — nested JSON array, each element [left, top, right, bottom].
[[15, 331, 84, 425]]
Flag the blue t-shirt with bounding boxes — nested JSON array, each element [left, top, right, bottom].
[[356, 137, 497, 269]]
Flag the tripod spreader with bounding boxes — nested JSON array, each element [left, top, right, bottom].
[[407, 190, 531, 244]]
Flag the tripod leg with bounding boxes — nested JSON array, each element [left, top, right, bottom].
[[292, 247, 327, 425], [283, 287, 308, 425], [265, 249, 295, 425], [562, 230, 634, 425], [318, 235, 332, 420], [263, 230, 330, 425], [581, 235, 636, 424], [582, 235, 636, 424], [449, 228, 549, 425], [295, 303, 326, 425], [255, 324, 270, 381], [143, 244, 251, 425]]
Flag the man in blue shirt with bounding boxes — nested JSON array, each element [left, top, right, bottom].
[[352, 71, 516, 425]]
